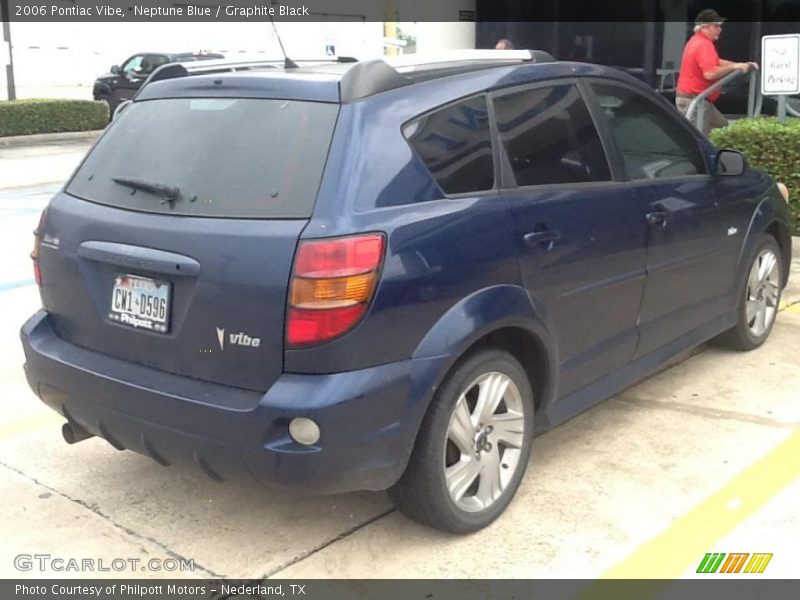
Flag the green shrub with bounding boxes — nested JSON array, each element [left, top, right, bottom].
[[0, 99, 107, 137], [710, 117, 800, 226]]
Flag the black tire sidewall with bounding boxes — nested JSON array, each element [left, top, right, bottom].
[[99, 96, 115, 123], [414, 349, 535, 532]]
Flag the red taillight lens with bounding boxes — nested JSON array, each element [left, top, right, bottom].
[[287, 233, 385, 346], [31, 209, 47, 286], [294, 234, 384, 278], [286, 306, 366, 346]]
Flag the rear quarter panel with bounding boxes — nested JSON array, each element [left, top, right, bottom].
[[285, 94, 527, 374]]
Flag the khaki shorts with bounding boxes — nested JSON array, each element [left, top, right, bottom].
[[675, 96, 728, 135]]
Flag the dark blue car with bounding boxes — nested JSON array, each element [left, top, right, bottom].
[[21, 51, 793, 533]]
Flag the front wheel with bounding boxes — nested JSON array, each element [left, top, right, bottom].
[[97, 96, 115, 123], [389, 349, 535, 533], [718, 235, 783, 350]]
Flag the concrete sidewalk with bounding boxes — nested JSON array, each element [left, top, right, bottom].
[[0, 137, 97, 190]]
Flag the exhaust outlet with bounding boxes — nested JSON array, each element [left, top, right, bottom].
[[62, 421, 94, 444]]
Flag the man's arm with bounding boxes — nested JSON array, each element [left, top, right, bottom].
[[703, 60, 756, 80]]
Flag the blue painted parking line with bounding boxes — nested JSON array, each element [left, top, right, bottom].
[[0, 279, 35, 292]]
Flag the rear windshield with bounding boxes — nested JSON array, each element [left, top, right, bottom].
[[67, 98, 339, 218]]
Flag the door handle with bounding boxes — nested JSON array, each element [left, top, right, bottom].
[[523, 229, 561, 247], [646, 211, 668, 227]]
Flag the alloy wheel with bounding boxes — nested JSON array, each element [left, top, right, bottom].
[[443, 371, 526, 513], [745, 249, 780, 338]]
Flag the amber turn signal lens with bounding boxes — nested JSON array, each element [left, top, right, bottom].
[[290, 272, 377, 309]]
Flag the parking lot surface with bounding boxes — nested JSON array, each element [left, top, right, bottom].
[[1, 140, 798, 578]]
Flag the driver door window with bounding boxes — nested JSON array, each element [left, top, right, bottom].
[[591, 83, 707, 180]]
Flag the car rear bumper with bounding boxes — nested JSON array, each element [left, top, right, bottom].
[[21, 310, 445, 495]]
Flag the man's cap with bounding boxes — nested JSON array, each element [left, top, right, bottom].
[[695, 9, 726, 25]]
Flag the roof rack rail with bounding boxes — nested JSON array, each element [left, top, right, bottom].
[[338, 49, 555, 101], [145, 56, 359, 85], [385, 49, 554, 70]]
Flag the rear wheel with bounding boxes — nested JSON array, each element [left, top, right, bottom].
[[389, 349, 535, 533], [719, 236, 783, 350]]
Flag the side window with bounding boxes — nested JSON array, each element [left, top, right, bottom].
[[122, 55, 144, 76], [403, 95, 494, 195], [493, 84, 611, 187], [592, 83, 707, 180], [140, 54, 169, 76]]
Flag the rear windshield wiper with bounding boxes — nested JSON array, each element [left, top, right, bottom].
[[112, 177, 180, 201]]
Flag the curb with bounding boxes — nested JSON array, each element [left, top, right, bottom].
[[0, 130, 104, 149]]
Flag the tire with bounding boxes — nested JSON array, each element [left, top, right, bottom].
[[98, 96, 114, 123], [718, 235, 783, 351], [389, 348, 535, 533]]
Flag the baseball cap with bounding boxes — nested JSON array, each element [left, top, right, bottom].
[[695, 9, 726, 25]]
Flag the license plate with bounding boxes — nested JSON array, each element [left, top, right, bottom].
[[109, 274, 171, 333]]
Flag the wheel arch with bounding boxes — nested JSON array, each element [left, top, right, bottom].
[[739, 195, 793, 290], [93, 82, 112, 100], [410, 284, 559, 435]]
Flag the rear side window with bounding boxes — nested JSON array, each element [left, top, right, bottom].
[[493, 84, 611, 187], [591, 83, 707, 180], [403, 95, 494, 195], [67, 98, 339, 218]]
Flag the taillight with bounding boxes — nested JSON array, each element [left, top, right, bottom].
[[31, 209, 47, 286], [287, 233, 385, 346]]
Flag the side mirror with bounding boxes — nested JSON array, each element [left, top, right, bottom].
[[716, 149, 747, 176], [110, 65, 120, 75]]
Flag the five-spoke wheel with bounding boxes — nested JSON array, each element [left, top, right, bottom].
[[719, 235, 783, 350], [390, 349, 534, 533], [444, 371, 526, 513], [744, 247, 781, 338]]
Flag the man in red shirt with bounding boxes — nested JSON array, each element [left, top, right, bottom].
[[676, 9, 758, 135]]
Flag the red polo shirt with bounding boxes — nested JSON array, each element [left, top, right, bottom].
[[677, 31, 722, 102]]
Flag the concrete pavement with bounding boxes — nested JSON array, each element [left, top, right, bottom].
[[0, 137, 100, 189], [0, 142, 798, 579], [0, 130, 103, 148]]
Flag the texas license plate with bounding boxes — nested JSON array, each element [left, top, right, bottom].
[[109, 274, 170, 333]]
